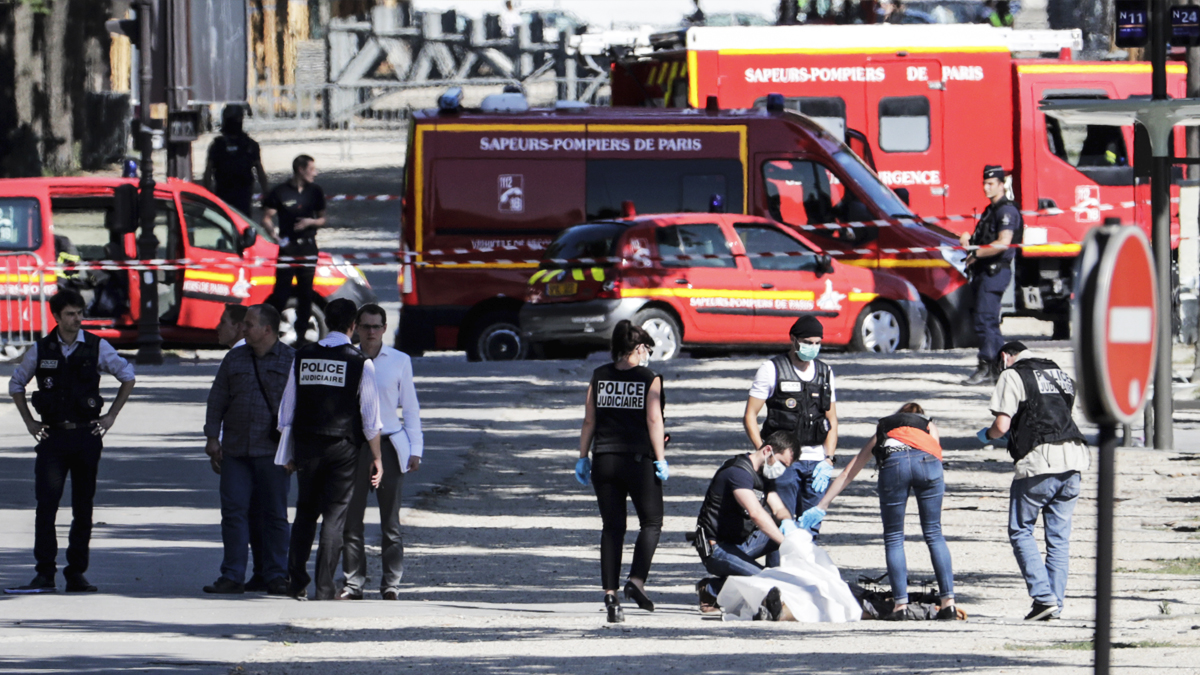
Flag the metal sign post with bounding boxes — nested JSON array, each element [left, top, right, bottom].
[[1073, 225, 1158, 675], [134, 0, 163, 366]]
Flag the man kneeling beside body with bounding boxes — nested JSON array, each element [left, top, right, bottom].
[[693, 431, 798, 614]]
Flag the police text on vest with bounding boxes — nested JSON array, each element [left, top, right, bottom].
[[596, 380, 645, 409], [299, 359, 347, 386]]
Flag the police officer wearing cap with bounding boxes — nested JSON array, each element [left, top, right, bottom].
[[981, 341, 1088, 622], [204, 104, 269, 217], [5, 289, 136, 595], [742, 315, 838, 539], [960, 165, 1022, 386], [274, 298, 383, 600]]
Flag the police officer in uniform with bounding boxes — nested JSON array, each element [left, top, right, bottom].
[[743, 315, 838, 538], [982, 341, 1089, 621], [203, 104, 269, 216], [693, 430, 799, 615], [4, 289, 136, 594], [960, 165, 1022, 386], [576, 320, 667, 623], [274, 298, 382, 600], [263, 155, 326, 345]]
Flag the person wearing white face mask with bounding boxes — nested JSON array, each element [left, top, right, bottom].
[[692, 430, 799, 615], [743, 316, 838, 543], [576, 319, 667, 623]]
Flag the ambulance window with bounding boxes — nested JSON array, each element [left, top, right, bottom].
[[734, 223, 817, 272], [754, 96, 846, 140], [181, 197, 239, 252], [587, 160, 744, 220], [656, 224, 735, 269], [878, 96, 930, 153], [545, 223, 626, 260], [0, 198, 41, 251], [1045, 118, 1130, 168], [762, 159, 836, 225]]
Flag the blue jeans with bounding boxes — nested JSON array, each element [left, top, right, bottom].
[[878, 449, 954, 604], [773, 459, 828, 531], [219, 455, 291, 583], [701, 529, 777, 596], [1009, 471, 1080, 608]]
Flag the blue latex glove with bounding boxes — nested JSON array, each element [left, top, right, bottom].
[[799, 507, 826, 531], [812, 461, 835, 492], [575, 457, 591, 486], [779, 518, 799, 536], [654, 459, 669, 482], [978, 427, 1009, 446]]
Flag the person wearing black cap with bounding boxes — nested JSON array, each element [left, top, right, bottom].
[[980, 341, 1088, 621], [743, 315, 837, 539], [203, 104, 269, 217], [959, 165, 1022, 386]]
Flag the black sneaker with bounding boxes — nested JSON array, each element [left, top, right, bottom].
[[202, 577, 245, 594], [759, 587, 784, 622], [336, 587, 363, 601], [244, 575, 268, 592], [936, 605, 964, 621], [4, 575, 56, 594], [1024, 601, 1060, 621], [64, 575, 98, 593], [266, 578, 290, 596]]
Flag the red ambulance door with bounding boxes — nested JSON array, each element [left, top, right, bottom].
[[176, 194, 251, 331], [865, 59, 947, 217]]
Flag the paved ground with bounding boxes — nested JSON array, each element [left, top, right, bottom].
[[3, 335, 1200, 674]]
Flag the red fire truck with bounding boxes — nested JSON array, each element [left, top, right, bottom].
[[398, 93, 969, 360], [611, 24, 1185, 335]]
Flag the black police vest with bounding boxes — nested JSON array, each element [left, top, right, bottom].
[[590, 363, 660, 455], [970, 198, 1023, 275], [760, 354, 832, 447], [698, 454, 764, 545], [872, 412, 931, 462], [292, 342, 367, 441], [1006, 358, 1087, 461], [30, 331, 103, 425], [210, 133, 257, 194]]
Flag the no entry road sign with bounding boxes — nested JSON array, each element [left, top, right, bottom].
[[1074, 225, 1158, 425]]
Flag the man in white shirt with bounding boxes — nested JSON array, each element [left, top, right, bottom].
[[339, 304, 424, 600], [742, 316, 838, 546], [274, 299, 383, 600]]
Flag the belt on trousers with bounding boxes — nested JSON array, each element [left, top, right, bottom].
[[881, 443, 916, 455], [50, 422, 88, 430]]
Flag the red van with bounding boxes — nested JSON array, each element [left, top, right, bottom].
[[0, 177, 374, 359], [519, 213, 925, 358], [398, 96, 968, 360]]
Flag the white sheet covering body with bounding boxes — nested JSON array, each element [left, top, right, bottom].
[[716, 530, 861, 623]]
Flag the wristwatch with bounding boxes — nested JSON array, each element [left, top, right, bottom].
[[825, 455, 837, 466]]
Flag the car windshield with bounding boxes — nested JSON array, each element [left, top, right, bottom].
[[225, 202, 278, 245], [0, 198, 42, 251], [544, 223, 626, 263], [831, 149, 914, 219]]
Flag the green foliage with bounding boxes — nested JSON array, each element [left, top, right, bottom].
[[2, 0, 52, 14]]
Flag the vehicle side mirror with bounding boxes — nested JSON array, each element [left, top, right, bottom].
[[845, 128, 876, 171], [109, 184, 139, 234], [239, 226, 258, 250], [815, 254, 834, 277], [894, 187, 910, 206]]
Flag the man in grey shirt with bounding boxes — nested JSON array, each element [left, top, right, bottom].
[[203, 304, 295, 595]]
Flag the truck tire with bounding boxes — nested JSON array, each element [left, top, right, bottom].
[[921, 314, 947, 351], [633, 308, 682, 361], [279, 300, 327, 346], [851, 302, 907, 353], [468, 311, 528, 362]]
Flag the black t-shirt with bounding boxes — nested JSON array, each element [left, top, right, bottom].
[[590, 363, 661, 454], [264, 181, 326, 241], [704, 457, 774, 543], [207, 133, 261, 212]]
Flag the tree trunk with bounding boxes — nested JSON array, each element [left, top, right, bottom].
[[43, 0, 73, 173], [5, 1, 42, 176]]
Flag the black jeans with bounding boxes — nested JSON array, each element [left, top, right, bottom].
[[592, 453, 663, 591], [287, 435, 359, 600], [343, 442, 405, 594], [34, 428, 102, 579], [267, 239, 318, 341]]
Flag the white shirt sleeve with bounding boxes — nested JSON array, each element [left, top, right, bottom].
[[748, 361, 776, 400], [828, 369, 837, 403], [397, 355, 424, 457], [97, 340, 136, 383], [989, 369, 1025, 418], [7, 343, 38, 395], [359, 358, 383, 441], [274, 360, 297, 466]]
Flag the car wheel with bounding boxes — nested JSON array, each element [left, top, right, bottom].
[[0, 342, 30, 364], [468, 311, 528, 362], [279, 301, 327, 346], [852, 302, 906, 353], [920, 314, 947, 351], [634, 308, 682, 361]]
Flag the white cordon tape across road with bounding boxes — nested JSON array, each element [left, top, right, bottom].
[[253, 193, 402, 202]]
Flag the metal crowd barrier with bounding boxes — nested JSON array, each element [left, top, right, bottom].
[[0, 252, 48, 363]]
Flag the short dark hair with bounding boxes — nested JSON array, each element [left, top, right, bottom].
[[248, 303, 280, 333], [293, 154, 314, 175], [324, 298, 358, 333], [761, 430, 797, 456], [49, 289, 86, 316], [223, 304, 248, 324], [898, 401, 925, 415], [610, 319, 654, 361], [356, 303, 387, 325], [999, 341, 1028, 358]]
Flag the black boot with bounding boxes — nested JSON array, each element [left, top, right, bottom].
[[963, 358, 991, 385], [605, 593, 625, 623]]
